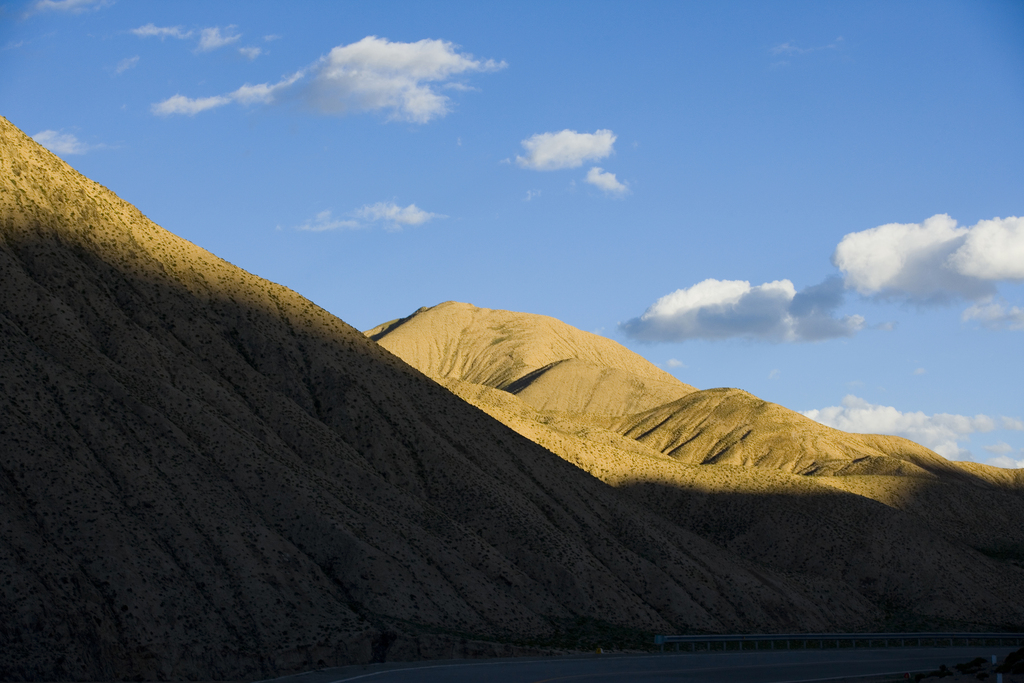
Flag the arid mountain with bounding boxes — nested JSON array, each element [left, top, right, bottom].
[[1, 118, 972, 681], [367, 301, 695, 415], [370, 302, 1024, 633], [615, 388, 989, 481]]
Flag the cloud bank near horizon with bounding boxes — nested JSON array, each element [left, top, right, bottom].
[[803, 394, 1023, 463], [623, 214, 1024, 343]]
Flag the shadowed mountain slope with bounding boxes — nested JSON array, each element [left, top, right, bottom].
[[0, 119, 924, 680], [366, 301, 695, 415]]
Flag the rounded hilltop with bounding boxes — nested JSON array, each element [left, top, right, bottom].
[[366, 300, 696, 415]]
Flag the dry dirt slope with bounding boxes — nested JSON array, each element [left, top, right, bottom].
[[367, 302, 696, 415], [0, 119, 950, 680], [370, 303, 1024, 632]]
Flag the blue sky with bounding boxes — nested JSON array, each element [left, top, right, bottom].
[[2, 0, 1022, 466]]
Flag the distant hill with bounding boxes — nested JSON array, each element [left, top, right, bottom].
[[370, 302, 1024, 634], [367, 301, 696, 415], [1, 117, 970, 682]]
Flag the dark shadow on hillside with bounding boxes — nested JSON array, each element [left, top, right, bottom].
[[616, 477, 1024, 633]]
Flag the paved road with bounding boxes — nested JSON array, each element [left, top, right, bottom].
[[269, 646, 1018, 683]]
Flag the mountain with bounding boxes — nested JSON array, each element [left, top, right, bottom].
[[366, 301, 696, 415], [369, 302, 1024, 632], [0, 118, 948, 681]]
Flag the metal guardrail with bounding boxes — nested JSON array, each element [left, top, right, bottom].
[[654, 632, 1024, 652]]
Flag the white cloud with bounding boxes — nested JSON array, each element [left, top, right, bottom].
[[516, 129, 616, 171], [768, 369, 781, 380], [130, 24, 192, 39], [961, 300, 1024, 331], [306, 36, 505, 122], [665, 358, 686, 368], [264, 34, 281, 42], [947, 217, 1024, 280], [524, 189, 541, 202], [988, 453, 1024, 469], [771, 37, 843, 55], [197, 26, 241, 52], [115, 56, 139, 74], [621, 276, 863, 343], [152, 35, 502, 123], [294, 203, 444, 232], [354, 202, 443, 230], [585, 166, 628, 196], [151, 94, 232, 116], [151, 71, 302, 115], [833, 214, 1024, 303], [984, 442, 1014, 455], [294, 210, 359, 232], [802, 395, 1022, 460], [913, 367, 926, 375], [239, 47, 262, 60], [32, 130, 99, 155], [31, 0, 109, 13]]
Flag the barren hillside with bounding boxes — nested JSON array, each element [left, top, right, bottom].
[[367, 301, 696, 415], [0, 117, 943, 681], [371, 303, 1024, 633]]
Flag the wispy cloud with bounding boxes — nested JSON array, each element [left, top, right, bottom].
[[989, 454, 1024, 469], [962, 300, 1024, 331], [516, 129, 615, 171], [32, 130, 102, 155], [152, 94, 233, 116], [239, 47, 262, 60], [771, 37, 844, 56], [151, 35, 504, 123], [30, 0, 110, 13], [984, 442, 1014, 455], [354, 202, 444, 230], [197, 26, 241, 52], [114, 55, 139, 74], [803, 395, 1022, 461], [294, 210, 359, 232], [585, 166, 629, 196], [151, 71, 303, 115], [292, 202, 444, 232], [130, 23, 192, 39]]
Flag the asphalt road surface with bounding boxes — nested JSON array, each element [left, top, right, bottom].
[[267, 645, 1019, 683]]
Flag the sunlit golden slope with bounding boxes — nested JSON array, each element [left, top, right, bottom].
[[616, 388, 975, 480], [367, 301, 695, 415], [370, 302, 1024, 634], [370, 303, 1020, 487]]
